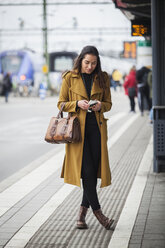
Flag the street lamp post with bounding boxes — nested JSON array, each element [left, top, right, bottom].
[[43, 0, 49, 87], [0, 10, 7, 52]]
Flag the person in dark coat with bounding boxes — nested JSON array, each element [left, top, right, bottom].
[[147, 70, 153, 123], [0, 72, 4, 95], [2, 72, 12, 102], [136, 66, 151, 115], [123, 66, 137, 112]]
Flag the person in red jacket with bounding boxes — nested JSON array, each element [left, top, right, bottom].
[[123, 66, 137, 112]]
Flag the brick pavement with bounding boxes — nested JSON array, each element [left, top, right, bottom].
[[129, 170, 165, 248], [0, 93, 163, 248], [0, 115, 152, 248]]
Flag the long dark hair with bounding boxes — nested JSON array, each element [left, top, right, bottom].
[[73, 46, 106, 89]]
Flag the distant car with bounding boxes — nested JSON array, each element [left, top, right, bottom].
[[49, 51, 78, 94]]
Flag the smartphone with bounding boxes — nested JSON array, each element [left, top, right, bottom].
[[88, 100, 98, 107], [88, 100, 98, 112]]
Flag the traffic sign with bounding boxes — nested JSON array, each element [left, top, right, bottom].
[[42, 64, 48, 74]]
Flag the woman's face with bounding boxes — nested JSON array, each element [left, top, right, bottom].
[[81, 54, 97, 74]]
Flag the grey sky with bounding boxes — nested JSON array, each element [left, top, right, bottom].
[[0, 1, 144, 55]]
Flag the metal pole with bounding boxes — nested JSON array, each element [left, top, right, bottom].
[[152, 0, 165, 172], [43, 0, 49, 86], [151, 0, 157, 172]]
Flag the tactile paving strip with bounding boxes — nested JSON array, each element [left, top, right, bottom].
[[25, 117, 152, 248]]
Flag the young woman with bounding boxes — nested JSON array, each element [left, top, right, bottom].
[[57, 46, 114, 230]]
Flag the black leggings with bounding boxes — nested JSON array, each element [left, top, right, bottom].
[[129, 96, 135, 111], [138, 86, 151, 113], [81, 119, 101, 211]]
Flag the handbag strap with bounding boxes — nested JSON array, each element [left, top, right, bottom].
[[51, 102, 71, 138], [57, 102, 65, 118], [57, 102, 71, 119]]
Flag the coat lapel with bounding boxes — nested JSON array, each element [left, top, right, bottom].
[[70, 73, 88, 99], [70, 72, 103, 99], [91, 75, 103, 97]]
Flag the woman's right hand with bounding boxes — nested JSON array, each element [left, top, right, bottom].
[[78, 100, 89, 110]]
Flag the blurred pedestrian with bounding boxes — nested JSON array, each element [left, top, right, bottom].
[[111, 70, 117, 91], [123, 66, 137, 113], [147, 70, 153, 123], [112, 69, 122, 91], [136, 66, 151, 116], [57, 45, 114, 230], [0, 72, 4, 95], [2, 72, 12, 102]]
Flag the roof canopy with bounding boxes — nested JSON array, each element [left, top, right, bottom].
[[112, 0, 151, 20]]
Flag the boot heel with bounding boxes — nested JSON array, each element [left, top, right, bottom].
[[77, 206, 88, 229]]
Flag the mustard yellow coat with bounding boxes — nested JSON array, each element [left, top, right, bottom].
[[57, 70, 112, 188]]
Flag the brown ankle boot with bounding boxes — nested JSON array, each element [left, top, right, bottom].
[[77, 206, 88, 229], [93, 209, 114, 230]]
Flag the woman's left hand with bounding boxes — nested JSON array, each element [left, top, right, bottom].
[[91, 100, 101, 111]]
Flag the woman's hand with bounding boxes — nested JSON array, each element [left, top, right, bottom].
[[91, 100, 101, 111], [78, 100, 89, 110]]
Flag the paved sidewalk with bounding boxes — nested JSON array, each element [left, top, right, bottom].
[[1, 97, 164, 248], [128, 169, 165, 248]]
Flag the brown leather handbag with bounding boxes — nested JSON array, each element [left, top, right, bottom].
[[45, 103, 81, 144]]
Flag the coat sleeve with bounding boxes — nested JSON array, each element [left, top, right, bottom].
[[100, 72, 112, 113], [123, 76, 129, 89], [57, 73, 78, 113]]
